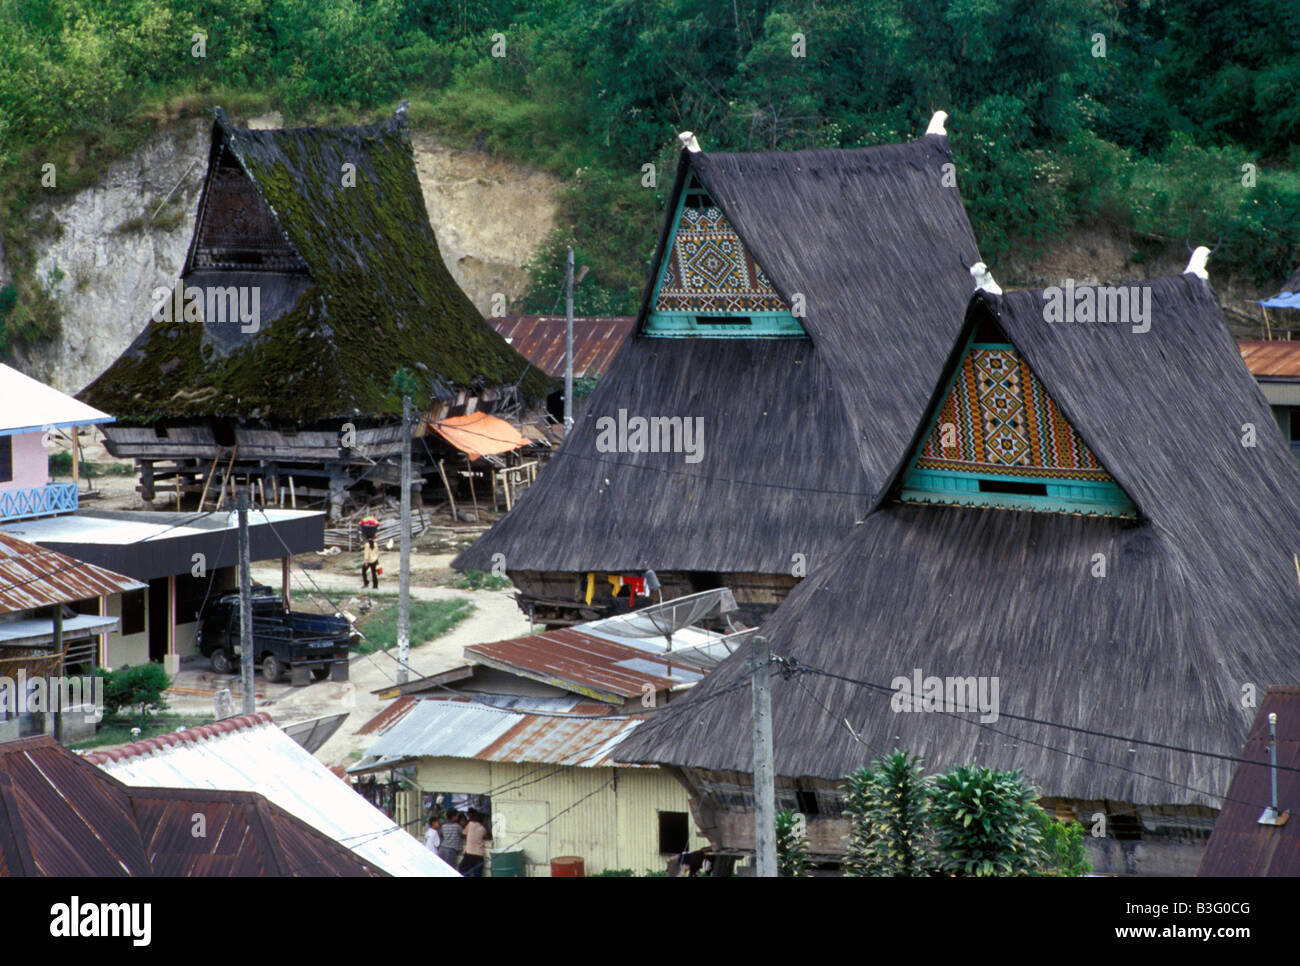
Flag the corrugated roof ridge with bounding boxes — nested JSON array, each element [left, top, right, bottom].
[[85, 711, 274, 765]]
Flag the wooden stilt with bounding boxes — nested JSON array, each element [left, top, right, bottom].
[[437, 459, 456, 519], [197, 456, 219, 510]]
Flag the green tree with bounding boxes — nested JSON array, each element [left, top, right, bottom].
[[1033, 806, 1091, 877], [842, 750, 933, 876]]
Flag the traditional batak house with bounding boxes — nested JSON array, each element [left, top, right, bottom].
[[79, 105, 550, 521], [456, 114, 982, 624], [618, 263, 1300, 876]]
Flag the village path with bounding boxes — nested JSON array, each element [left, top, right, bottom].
[[167, 561, 532, 769]]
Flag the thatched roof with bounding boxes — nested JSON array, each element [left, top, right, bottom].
[[457, 133, 981, 573], [618, 275, 1300, 808], [80, 107, 550, 423]]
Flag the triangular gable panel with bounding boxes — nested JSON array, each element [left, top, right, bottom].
[[644, 174, 806, 338], [188, 139, 307, 274], [899, 333, 1137, 516]]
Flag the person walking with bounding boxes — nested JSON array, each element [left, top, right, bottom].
[[361, 536, 380, 588], [437, 809, 463, 869]]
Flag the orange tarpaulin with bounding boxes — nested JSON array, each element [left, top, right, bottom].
[[430, 412, 531, 462]]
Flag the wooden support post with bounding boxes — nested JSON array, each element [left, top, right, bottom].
[[437, 459, 456, 519], [197, 456, 219, 510], [288, 475, 297, 509], [141, 461, 155, 505], [465, 455, 479, 520], [281, 556, 291, 611], [70, 429, 80, 488]]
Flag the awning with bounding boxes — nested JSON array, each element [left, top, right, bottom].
[[1260, 291, 1300, 310], [0, 614, 120, 648], [430, 413, 531, 462]]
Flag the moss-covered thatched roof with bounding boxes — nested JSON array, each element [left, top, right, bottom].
[[81, 107, 551, 423]]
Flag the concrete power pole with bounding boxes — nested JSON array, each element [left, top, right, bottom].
[[563, 246, 575, 436], [751, 634, 776, 877], [237, 488, 255, 715], [397, 395, 412, 684]]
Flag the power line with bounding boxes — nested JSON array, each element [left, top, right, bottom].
[[790, 661, 1300, 775], [788, 654, 1287, 820]]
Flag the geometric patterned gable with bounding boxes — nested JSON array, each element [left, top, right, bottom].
[[914, 345, 1116, 482], [654, 205, 790, 314], [900, 336, 1138, 518]]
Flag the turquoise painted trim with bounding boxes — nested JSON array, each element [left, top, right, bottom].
[[642, 173, 806, 339], [895, 333, 1139, 517], [645, 311, 806, 338], [897, 487, 1134, 516]]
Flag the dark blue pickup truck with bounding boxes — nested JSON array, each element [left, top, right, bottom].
[[197, 585, 356, 684]]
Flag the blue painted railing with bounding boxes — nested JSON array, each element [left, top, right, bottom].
[[0, 482, 78, 521]]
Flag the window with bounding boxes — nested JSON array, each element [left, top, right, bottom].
[[658, 810, 690, 854], [977, 479, 1047, 497], [795, 789, 820, 816], [0, 435, 11, 483], [120, 589, 146, 636], [694, 316, 751, 326]]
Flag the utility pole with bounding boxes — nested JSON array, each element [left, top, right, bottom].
[[563, 246, 575, 436], [751, 634, 776, 877], [237, 487, 254, 714], [397, 395, 412, 684], [52, 605, 63, 743]]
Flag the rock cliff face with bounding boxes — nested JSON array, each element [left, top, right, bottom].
[[21, 113, 561, 394]]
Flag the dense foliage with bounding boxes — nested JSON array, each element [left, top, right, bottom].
[[2, 0, 1297, 350], [840, 752, 1092, 877], [775, 807, 810, 876], [843, 750, 933, 876], [96, 663, 171, 720]]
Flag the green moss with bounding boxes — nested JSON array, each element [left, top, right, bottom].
[[81, 115, 554, 422]]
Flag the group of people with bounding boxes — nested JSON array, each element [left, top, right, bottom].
[[425, 808, 491, 876]]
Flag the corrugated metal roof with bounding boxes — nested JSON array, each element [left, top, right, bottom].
[[0, 735, 384, 876], [85, 713, 457, 877], [0, 532, 144, 615], [359, 700, 641, 767], [466, 627, 700, 704], [1198, 686, 1300, 876], [1239, 339, 1300, 380], [490, 315, 635, 378], [0, 364, 113, 437]]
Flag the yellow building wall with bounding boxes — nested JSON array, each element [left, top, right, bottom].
[[103, 592, 148, 668], [415, 758, 709, 876]]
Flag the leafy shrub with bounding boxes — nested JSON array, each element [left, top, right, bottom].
[[776, 808, 810, 877], [928, 764, 1044, 877], [446, 569, 511, 591], [97, 663, 170, 720]]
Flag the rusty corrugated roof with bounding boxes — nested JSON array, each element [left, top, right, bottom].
[[1198, 686, 1300, 876], [477, 712, 638, 766], [0, 735, 384, 876], [490, 315, 635, 378], [86, 712, 454, 876], [356, 700, 642, 768], [466, 627, 691, 704], [0, 532, 144, 615], [1239, 340, 1300, 380]]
